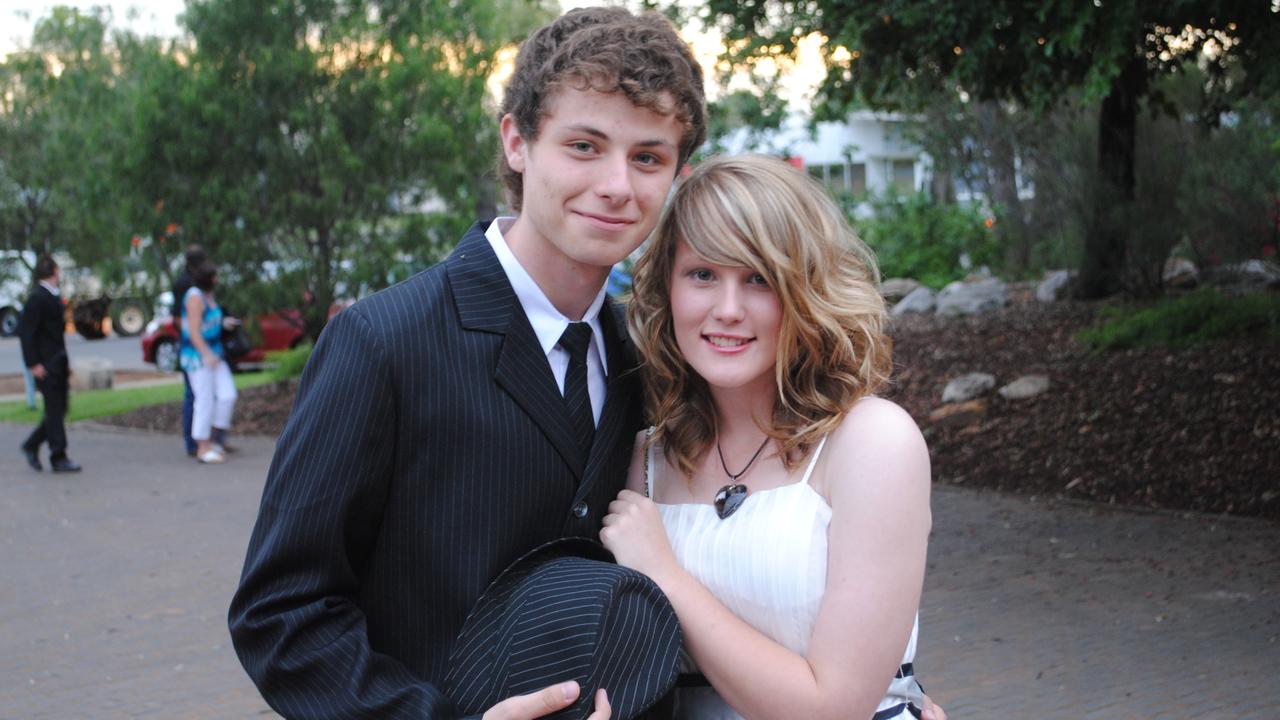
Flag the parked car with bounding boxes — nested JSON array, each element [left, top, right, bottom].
[[141, 302, 349, 372]]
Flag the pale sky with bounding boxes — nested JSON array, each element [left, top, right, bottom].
[[0, 0, 187, 55], [0, 0, 824, 104]]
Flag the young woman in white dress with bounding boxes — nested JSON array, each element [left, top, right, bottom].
[[601, 154, 934, 720]]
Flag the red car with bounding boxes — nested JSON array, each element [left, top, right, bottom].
[[141, 304, 349, 372]]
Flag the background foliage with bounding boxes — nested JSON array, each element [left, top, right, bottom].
[[850, 191, 998, 288], [702, 0, 1280, 298], [3, 1, 1278, 327], [0, 0, 555, 336]]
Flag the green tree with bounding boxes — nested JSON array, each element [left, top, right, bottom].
[[704, 0, 1280, 297], [702, 85, 788, 157], [0, 7, 124, 264], [170, 0, 555, 339]]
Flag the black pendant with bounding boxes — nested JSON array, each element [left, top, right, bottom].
[[714, 483, 749, 520]]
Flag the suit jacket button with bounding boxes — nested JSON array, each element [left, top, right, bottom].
[[571, 502, 589, 519]]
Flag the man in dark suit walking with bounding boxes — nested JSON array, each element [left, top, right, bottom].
[[19, 254, 82, 473], [229, 7, 706, 719]]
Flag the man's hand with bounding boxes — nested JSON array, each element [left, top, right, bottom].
[[30, 364, 46, 380], [920, 692, 947, 720], [482, 682, 610, 720]]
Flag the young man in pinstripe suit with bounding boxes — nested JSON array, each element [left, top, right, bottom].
[[229, 8, 705, 719]]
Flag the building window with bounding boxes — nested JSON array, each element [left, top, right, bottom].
[[807, 163, 864, 196], [849, 163, 867, 196], [892, 160, 915, 193]]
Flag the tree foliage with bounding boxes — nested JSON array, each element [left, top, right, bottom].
[[1, 0, 554, 337], [704, 0, 1280, 297], [0, 8, 121, 264], [170, 0, 555, 336]]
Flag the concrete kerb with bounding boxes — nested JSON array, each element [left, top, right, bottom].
[[0, 374, 183, 404]]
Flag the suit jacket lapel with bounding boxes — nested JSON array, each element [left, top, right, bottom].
[[447, 223, 585, 479]]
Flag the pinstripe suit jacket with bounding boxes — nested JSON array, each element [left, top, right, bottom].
[[229, 222, 644, 719]]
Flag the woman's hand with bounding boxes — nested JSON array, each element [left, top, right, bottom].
[[600, 490, 680, 588], [202, 351, 221, 369]]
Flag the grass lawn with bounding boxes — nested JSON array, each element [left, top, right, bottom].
[[0, 372, 278, 425]]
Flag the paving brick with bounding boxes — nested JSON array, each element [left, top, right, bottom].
[[3, 422, 1278, 718]]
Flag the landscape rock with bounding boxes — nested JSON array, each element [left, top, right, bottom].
[[942, 372, 996, 403], [891, 286, 936, 316], [927, 399, 988, 427], [71, 358, 114, 391], [1203, 259, 1280, 293], [1163, 257, 1199, 289], [998, 374, 1051, 400], [936, 277, 1009, 316], [881, 277, 923, 302], [1036, 270, 1075, 302]]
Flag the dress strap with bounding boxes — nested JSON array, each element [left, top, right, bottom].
[[643, 427, 656, 499], [798, 434, 829, 487]]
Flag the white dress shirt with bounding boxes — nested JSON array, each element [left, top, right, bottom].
[[485, 218, 608, 424]]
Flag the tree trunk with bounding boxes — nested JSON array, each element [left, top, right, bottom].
[[1078, 58, 1146, 299], [929, 162, 956, 205], [307, 225, 335, 342], [976, 102, 1031, 274]]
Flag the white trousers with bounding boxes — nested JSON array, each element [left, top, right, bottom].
[[190, 360, 236, 441]]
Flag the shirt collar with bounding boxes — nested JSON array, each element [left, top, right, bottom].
[[485, 218, 609, 372], [39, 280, 60, 297]]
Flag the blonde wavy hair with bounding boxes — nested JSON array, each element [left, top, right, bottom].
[[627, 154, 893, 478]]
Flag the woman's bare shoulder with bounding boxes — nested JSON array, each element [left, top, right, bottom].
[[822, 397, 930, 500]]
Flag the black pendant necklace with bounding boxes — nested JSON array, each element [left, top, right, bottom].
[[713, 436, 770, 520]]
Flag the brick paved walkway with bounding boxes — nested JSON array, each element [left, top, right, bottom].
[[2, 422, 1277, 719], [915, 489, 1279, 719]]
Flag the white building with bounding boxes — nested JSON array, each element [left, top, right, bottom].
[[719, 110, 931, 216]]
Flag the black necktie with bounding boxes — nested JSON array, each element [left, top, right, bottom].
[[558, 322, 594, 460]]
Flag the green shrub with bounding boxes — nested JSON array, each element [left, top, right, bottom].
[[850, 191, 1001, 288], [1077, 289, 1280, 350], [265, 343, 314, 381]]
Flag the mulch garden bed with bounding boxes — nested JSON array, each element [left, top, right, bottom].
[[97, 295, 1280, 520], [885, 295, 1280, 520]]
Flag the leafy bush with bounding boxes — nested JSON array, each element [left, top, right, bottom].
[[850, 191, 1001, 288], [265, 343, 314, 382], [1077, 289, 1280, 350]]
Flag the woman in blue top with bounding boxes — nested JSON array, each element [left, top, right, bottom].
[[181, 259, 238, 464]]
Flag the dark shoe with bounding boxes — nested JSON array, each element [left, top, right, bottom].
[[50, 457, 82, 473], [21, 445, 42, 472]]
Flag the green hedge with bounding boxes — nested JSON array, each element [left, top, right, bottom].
[[851, 191, 1001, 289], [1077, 289, 1280, 350], [266, 343, 314, 382]]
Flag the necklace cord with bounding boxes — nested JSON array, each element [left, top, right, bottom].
[[716, 436, 771, 482]]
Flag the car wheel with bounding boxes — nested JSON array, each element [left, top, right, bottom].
[[0, 307, 18, 337], [111, 299, 149, 337], [154, 338, 179, 373]]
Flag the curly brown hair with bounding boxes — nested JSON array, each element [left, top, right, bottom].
[[627, 154, 893, 479], [496, 6, 707, 211]]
